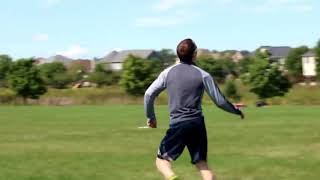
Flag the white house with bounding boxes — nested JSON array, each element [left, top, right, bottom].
[[302, 51, 317, 77]]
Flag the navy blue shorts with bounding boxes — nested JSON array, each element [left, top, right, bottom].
[[157, 117, 207, 164]]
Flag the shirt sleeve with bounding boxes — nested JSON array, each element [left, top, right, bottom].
[[203, 75, 241, 116], [144, 72, 167, 120]]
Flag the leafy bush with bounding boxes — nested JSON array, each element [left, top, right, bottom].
[[67, 63, 87, 83], [246, 60, 292, 100], [224, 79, 241, 102], [120, 55, 161, 96], [0, 88, 16, 104], [39, 62, 70, 89], [51, 72, 73, 89], [87, 64, 120, 87], [197, 55, 236, 83], [7, 58, 47, 103], [0, 54, 13, 87], [285, 46, 309, 79], [238, 56, 256, 74]]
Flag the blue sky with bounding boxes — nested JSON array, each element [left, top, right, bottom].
[[0, 0, 319, 59]]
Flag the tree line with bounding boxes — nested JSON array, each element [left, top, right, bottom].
[[0, 41, 320, 104], [121, 41, 320, 103]]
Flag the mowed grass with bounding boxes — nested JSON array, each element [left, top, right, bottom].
[[0, 105, 319, 180]]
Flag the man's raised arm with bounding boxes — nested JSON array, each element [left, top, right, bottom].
[[144, 71, 167, 121], [203, 75, 243, 117]]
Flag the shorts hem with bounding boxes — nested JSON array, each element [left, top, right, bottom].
[[157, 154, 174, 162], [191, 159, 207, 164]]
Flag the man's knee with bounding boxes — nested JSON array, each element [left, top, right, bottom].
[[195, 160, 209, 170], [156, 157, 171, 167]]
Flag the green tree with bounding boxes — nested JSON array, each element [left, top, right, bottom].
[[315, 40, 320, 80], [224, 79, 241, 102], [285, 46, 309, 78], [0, 55, 13, 87], [39, 62, 70, 88], [256, 49, 271, 60], [157, 49, 177, 68], [120, 55, 161, 96], [51, 73, 72, 89], [95, 63, 107, 73], [197, 55, 224, 82], [239, 56, 256, 74], [67, 63, 86, 83], [197, 55, 235, 83], [219, 58, 237, 76], [87, 72, 111, 87], [87, 64, 120, 87], [246, 60, 292, 101], [7, 58, 47, 103]]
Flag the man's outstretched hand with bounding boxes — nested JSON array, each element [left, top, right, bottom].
[[239, 111, 245, 120], [147, 119, 157, 128]]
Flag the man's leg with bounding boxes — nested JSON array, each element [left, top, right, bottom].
[[195, 160, 216, 180], [156, 157, 178, 180], [156, 123, 186, 180]]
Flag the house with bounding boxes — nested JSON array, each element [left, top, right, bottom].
[[196, 49, 249, 62], [35, 55, 73, 66], [231, 51, 250, 62], [70, 59, 94, 72], [221, 50, 237, 58], [35, 55, 96, 72], [196, 49, 222, 59], [257, 46, 291, 64], [98, 49, 159, 71], [211, 50, 222, 59], [302, 51, 317, 78], [197, 49, 212, 57], [34, 57, 47, 65]]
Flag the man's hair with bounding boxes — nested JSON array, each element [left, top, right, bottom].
[[176, 38, 197, 64]]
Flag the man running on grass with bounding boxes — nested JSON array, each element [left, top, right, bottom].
[[144, 39, 244, 180]]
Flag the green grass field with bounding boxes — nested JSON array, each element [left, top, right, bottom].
[[0, 105, 319, 180]]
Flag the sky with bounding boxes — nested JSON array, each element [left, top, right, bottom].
[[0, 0, 319, 59]]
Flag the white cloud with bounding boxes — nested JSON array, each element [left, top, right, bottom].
[[111, 48, 123, 52], [57, 45, 88, 58], [152, 0, 195, 12], [32, 34, 49, 41], [142, 0, 202, 27], [244, 0, 313, 13]]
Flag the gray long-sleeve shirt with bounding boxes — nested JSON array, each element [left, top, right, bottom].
[[144, 62, 241, 125]]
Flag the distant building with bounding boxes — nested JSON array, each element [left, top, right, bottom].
[[196, 49, 249, 62], [257, 46, 291, 64], [34, 57, 46, 65], [35, 55, 73, 66], [196, 49, 221, 59], [302, 51, 317, 78], [221, 50, 237, 58], [197, 49, 212, 57], [231, 51, 250, 62], [71, 59, 94, 72], [98, 49, 159, 71], [211, 51, 222, 59]]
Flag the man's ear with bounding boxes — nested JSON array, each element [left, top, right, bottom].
[[192, 50, 197, 62]]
